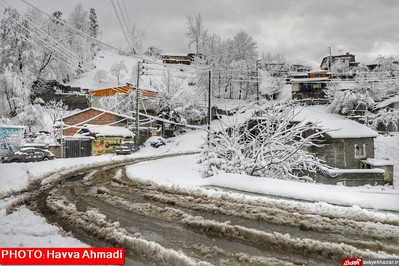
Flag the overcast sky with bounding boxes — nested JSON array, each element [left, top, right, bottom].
[[10, 0, 399, 68]]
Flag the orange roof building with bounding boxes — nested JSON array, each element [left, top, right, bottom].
[[89, 83, 158, 97], [89, 83, 158, 111]]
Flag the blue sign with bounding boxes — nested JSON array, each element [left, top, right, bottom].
[[0, 126, 24, 156]]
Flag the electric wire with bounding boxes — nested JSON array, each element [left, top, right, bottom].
[[116, 0, 132, 33], [110, 0, 131, 51], [121, 0, 133, 31]]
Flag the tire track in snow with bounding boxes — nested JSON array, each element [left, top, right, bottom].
[[93, 191, 395, 261]]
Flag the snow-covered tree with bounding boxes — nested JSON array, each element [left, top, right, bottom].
[[153, 70, 206, 124], [67, 4, 92, 74], [229, 60, 255, 100], [200, 102, 326, 180], [228, 31, 258, 64], [68, 4, 89, 33], [44, 100, 68, 124], [259, 51, 291, 76], [88, 8, 99, 38], [0, 71, 29, 117], [126, 25, 145, 55], [144, 46, 162, 58], [17, 104, 44, 133], [259, 70, 286, 99], [185, 13, 207, 55], [261, 52, 288, 65], [110, 61, 127, 85], [374, 56, 399, 78], [0, 8, 35, 76], [94, 70, 108, 83]]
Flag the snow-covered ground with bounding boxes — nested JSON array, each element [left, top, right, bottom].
[[1, 128, 398, 249]]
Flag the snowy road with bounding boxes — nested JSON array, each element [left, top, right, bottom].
[[6, 154, 398, 266]]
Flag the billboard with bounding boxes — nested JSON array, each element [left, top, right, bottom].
[[0, 125, 24, 157]]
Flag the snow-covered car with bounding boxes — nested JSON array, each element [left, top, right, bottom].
[[115, 141, 140, 155], [1, 148, 55, 163], [145, 136, 166, 148]]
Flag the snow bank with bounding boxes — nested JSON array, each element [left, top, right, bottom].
[[0, 198, 87, 248], [126, 154, 399, 212]]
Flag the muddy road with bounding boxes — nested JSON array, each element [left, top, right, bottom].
[[7, 154, 399, 265]]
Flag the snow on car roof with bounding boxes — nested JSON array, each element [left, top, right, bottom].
[[293, 106, 378, 139]]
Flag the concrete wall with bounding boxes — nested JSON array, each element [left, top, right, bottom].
[[311, 137, 375, 169], [315, 169, 385, 186], [48, 145, 61, 158]]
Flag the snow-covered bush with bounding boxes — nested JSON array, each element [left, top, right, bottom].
[[326, 79, 376, 115], [200, 102, 326, 181], [259, 70, 286, 99], [366, 108, 399, 131]]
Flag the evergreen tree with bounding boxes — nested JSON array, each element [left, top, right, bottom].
[[89, 8, 99, 38]]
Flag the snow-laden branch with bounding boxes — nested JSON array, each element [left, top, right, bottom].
[[200, 102, 328, 181]]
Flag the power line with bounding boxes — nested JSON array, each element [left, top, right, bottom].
[[121, 0, 133, 30], [19, 0, 128, 54], [19, 0, 212, 73], [116, 0, 132, 33], [110, 0, 131, 51]]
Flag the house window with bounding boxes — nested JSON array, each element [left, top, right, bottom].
[[354, 144, 366, 159]]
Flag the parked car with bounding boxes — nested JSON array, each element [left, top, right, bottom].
[[1, 148, 55, 163], [115, 141, 140, 155], [146, 136, 166, 148]]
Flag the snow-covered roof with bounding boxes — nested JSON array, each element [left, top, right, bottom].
[[0, 124, 25, 129], [161, 53, 189, 57], [63, 107, 134, 120], [293, 106, 378, 139], [362, 158, 394, 166], [289, 72, 308, 77], [76, 124, 134, 138], [290, 77, 329, 83], [308, 70, 328, 74], [374, 95, 399, 109]]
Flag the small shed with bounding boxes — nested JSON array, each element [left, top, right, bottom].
[[362, 158, 394, 185], [75, 125, 134, 156]]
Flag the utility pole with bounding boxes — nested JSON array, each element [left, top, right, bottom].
[[208, 69, 212, 131], [135, 61, 141, 145], [256, 60, 260, 102], [207, 69, 212, 145], [60, 116, 64, 158], [328, 46, 332, 72]]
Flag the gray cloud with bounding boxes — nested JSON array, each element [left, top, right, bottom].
[[11, 0, 399, 67]]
